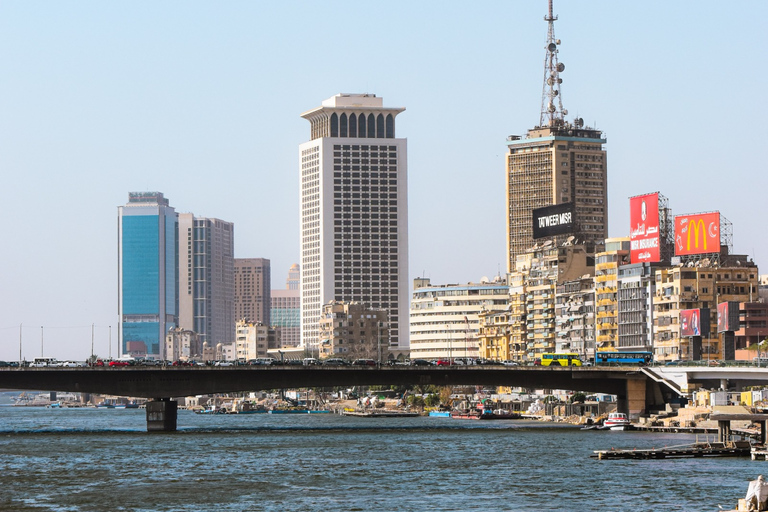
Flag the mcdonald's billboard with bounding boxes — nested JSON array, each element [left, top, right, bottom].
[[674, 212, 720, 256], [680, 308, 710, 338], [629, 193, 660, 264]]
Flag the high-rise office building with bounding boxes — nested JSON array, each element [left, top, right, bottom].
[[505, 2, 607, 271], [234, 258, 271, 326], [271, 264, 301, 348], [178, 213, 235, 347], [118, 192, 178, 358], [299, 93, 409, 353]]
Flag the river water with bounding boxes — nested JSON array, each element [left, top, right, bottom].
[[0, 406, 757, 511]]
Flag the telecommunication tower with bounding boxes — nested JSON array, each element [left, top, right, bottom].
[[540, 0, 567, 127]]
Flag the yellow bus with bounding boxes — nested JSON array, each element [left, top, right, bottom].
[[537, 353, 582, 367]]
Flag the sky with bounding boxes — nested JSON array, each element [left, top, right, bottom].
[[1, 1, 767, 361]]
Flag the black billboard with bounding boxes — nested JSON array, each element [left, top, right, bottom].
[[532, 202, 576, 240]]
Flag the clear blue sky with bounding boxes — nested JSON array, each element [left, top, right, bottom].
[[2, 1, 766, 361]]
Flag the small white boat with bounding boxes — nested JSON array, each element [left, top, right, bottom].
[[603, 412, 631, 430]]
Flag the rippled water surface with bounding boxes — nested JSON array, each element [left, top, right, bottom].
[[0, 407, 756, 511]]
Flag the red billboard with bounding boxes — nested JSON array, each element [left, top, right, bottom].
[[680, 308, 710, 338], [629, 193, 660, 263], [717, 301, 740, 333], [675, 212, 720, 256]]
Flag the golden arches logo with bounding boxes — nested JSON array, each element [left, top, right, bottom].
[[687, 219, 707, 251]]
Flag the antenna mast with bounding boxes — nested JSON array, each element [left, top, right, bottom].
[[540, 0, 567, 127]]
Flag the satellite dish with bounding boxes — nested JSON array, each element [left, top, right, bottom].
[[548, 102, 556, 112], [557, 63, 565, 72], [553, 90, 559, 96], [480, 276, 490, 283], [562, 109, 568, 115], [556, 39, 561, 45], [547, 77, 554, 86], [548, 43, 557, 52]]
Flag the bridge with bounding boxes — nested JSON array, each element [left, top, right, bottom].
[[3, 365, 767, 431]]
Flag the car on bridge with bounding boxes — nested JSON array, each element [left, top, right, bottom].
[[410, 359, 434, 366], [108, 360, 131, 367], [323, 358, 350, 366], [351, 359, 376, 366]]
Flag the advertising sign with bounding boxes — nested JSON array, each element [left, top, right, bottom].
[[532, 202, 575, 240], [680, 308, 710, 338], [629, 193, 661, 263], [675, 212, 720, 256], [717, 301, 740, 333]]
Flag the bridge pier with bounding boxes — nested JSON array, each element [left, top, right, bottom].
[[616, 378, 647, 421], [146, 398, 177, 432]]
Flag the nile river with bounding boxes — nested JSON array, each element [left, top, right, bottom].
[[0, 406, 757, 511]]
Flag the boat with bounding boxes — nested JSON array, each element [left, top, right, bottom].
[[428, 411, 451, 417], [602, 412, 632, 431]]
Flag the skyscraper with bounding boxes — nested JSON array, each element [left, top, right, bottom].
[[234, 258, 271, 326], [299, 93, 409, 353], [505, 2, 608, 272], [178, 213, 235, 349], [118, 192, 178, 358]]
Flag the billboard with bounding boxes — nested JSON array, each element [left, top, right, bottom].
[[629, 193, 660, 263], [717, 301, 740, 333], [675, 212, 720, 256], [680, 308, 710, 338], [532, 202, 575, 239]]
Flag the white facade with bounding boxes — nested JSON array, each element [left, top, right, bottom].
[[235, 320, 268, 360], [410, 278, 510, 360], [299, 94, 409, 354]]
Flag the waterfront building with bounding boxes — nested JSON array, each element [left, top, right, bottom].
[[478, 309, 512, 361], [616, 262, 660, 353], [178, 214, 235, 348], [318, 301, 388, 362], [165, 327, 200, 362], [118, 192, 178, 358], [409, 277, 509, 360], [235, 320, 269, 360], [555, 275, 595, 359], [271, 264, 301, 348], [653, 259, 758, 362], [594, 238, 631, 351], [509, 241, 595, 361], [299, 93, 409, 354], [234, 258, 271, 328], [735, 302, 768, 350], [505, 3, 607, 272], [507, 271, 528, 362]]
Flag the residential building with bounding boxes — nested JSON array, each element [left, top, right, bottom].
[[509, 241, 595, 361], [478, 309, 512, 361], [165, 327, 200, 362], [178, 214, 235, 348], [234, 258, 271, 326], [594, 238, 630, 351], [617, 262, 660, 353], [299, 94, 409, 354], [318, 301, 388, 362], [235, 320, 269, 361], [653, 259, 758, 362], [271, 264, 301, 348], [118, 192, 178, 358], [735, 302, 768, 350], [409, 277, 509, 360], [555, 275, 595, 359], [505, 3, 607, 271]]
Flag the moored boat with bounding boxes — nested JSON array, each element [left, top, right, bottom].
[[602, 412, 631, 430]]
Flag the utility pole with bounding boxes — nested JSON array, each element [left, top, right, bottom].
[[40, 326, 44, 357], [91, 323, 95, 362], [19, 323, 22, 365]]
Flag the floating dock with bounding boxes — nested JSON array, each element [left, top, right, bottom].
[[591, 441, 751, 460], [342, 410, 420, 418]]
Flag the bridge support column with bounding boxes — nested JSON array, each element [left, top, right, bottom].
[[618, 379, 647, 421], [146, 398, 177, 432], [718, 420, 731, 443]]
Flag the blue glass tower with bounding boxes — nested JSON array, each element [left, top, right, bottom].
[[118, 192, 178, 358]]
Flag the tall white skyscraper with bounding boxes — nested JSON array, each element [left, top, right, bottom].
[[299, 93, 409, 354]]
